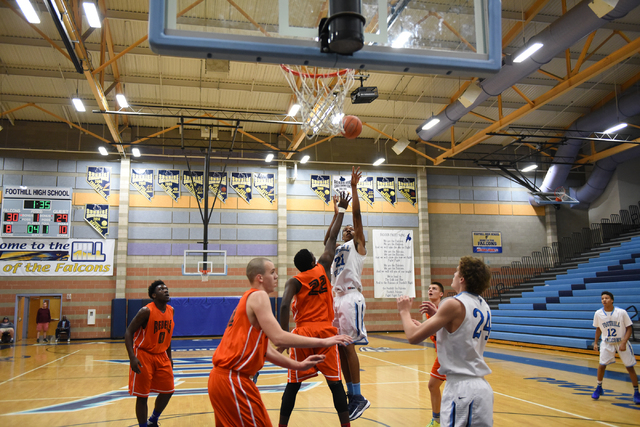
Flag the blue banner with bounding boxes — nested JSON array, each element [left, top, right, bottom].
[[358, 176, 374, 207], [208, 171, 228, 203], [183, 171, 204, 202], [84, 204, 109, 238], [254, 173, 275, 204], [398, 177, 417, 206], [131, 169, 154, 201], [231, 172, 252, 204], [376, 177, 396, 206], [158, 169, 180, 202], [310, 174, 331, 205], [86, 166, 110, 201]]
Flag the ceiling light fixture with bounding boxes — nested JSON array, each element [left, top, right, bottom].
[[82, 2, 101, 28], [98, 146, 108, 156], [72, 98, 85, 112], [373, 158, 385, 166], [265, 153, 274, 162], [116, 94, 129, 108], [520, 164, 538, 172], [392, 31, 412, 48], [300, 155, 310, 164], [513, 42, 544, 63], [421, 117, 440, 130], [17, 0, 40, 23], [603, 122, 627, 134], [288, 103, 301, 117], [132, 147, 141, 157]]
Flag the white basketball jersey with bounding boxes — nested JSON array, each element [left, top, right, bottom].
[[437, 292, 492, 377], [331, 239, 366, 294], [593, 307, 632, 344]]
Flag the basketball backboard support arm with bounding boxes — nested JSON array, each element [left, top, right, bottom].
[[149, 0, 502, 77]]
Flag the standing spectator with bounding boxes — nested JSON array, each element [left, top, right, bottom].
[[36, 301, 51, 343], [56, 315, 71, 342], [0, 317, 15, 343]]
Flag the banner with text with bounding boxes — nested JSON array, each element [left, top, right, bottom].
[[372, 229, 415, 298], [333, 175, 353, 197], [131, 168, 154, 201], [158, 169, 180, 202], [208, 172, 228, 204], [376, 177, 396, 206], [86, 166, 111, 201], [231, 172, 252, 204], [310, 174, 331, 205], [398, 177, 417, 206], [254, 173, 275, 204], [183, 171, 204, 202], [0, 238, 115, 276], [472, 231, 502, 253], [85, 204, 109, 238], [358, 176, 374, 207]]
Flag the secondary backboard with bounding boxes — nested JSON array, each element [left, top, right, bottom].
[[149, 0, 501, 76], [530, 191, 580, 206]]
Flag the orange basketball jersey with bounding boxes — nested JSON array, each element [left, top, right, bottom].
[[292, 264, 334, 325], [133, 302, 174, 354], [212, 288, 269, 376]]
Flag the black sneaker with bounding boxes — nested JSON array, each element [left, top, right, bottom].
[[147, 420, 159, 426], [348, 395, 370, 421], [43, 338, 48, 343]]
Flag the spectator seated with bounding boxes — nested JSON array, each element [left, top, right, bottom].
[[0, 317, 15, 343], [55, 316, 71, 343]]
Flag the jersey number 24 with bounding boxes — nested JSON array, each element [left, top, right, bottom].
[[473, 309, 491, 340]]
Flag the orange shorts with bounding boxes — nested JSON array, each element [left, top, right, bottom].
[[431, 357, 446, 381], [128, 349, 174, 397], [36, 322, 49, 332], [208, 366, 272, 427], [288, 324, 341, 383]]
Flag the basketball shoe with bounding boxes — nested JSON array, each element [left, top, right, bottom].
[[633, 390, 640, 404], [427, 419, 441, 427], [348, 395, 370, 421], [591, 385, 603, 400]]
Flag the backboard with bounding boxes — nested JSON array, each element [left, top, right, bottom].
[[183, 250, 227, 280], [530, 191, 580, 206], [149, 0, 501, 76]]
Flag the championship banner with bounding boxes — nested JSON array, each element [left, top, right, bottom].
[[158, 169, 180, 202], [86, 166, 111, 201], [254, 173, 275, 204], [131, 168, 154, 201], [208, 172, 228, 203], [310, 174, 331, 205], [183, 171, 204, 202], [333, 175, 353, 197], [398, 177, 417, 206], [372, 229, 415, 298], [84, 204, 109, 238], [0, 238, 115, 277], [231, 172, 252, 204], [473, 231, 503, 253], [376, 177, 396, 206], [358, 176, 374, 207]]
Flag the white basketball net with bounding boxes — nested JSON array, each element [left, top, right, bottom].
[[281, 65, 355, 138]]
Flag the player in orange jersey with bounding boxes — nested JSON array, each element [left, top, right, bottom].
[[420, 282, 446, 427], [125, 280, 174, 427], [278, 192, 352, 427], [208, 257, 352, 427]]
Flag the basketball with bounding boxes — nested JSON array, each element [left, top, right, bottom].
[[342, 115, 362, 139]]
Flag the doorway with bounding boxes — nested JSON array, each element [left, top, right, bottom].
[[15, 294, 62, 341]]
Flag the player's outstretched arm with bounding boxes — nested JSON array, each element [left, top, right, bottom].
[[397, 297, 460, 345], [350, 166, 366, 256], [593, 328, 601, 351], [323, 195, 339, 245], [277, 278, 302, 352], [318, 191, 350, 272], [124, 307, 150, 374], [266, 345, 328, 370], [249, 290, 352, 348]]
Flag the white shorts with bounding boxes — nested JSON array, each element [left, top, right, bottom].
[[599, 341, 637, 367], [441, 375, 493, 427], [333, 291, 368, 344]]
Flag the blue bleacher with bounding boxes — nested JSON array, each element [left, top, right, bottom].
[[491, 236, 640, 353]]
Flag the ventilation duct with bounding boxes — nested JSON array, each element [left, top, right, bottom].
[[416, 0, 640, 140]]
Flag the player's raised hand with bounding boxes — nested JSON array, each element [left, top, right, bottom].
[[130, 356, 143, 374], [420, 301, 438, 316], [351, 166, 361, 187], [297, 354, 327, 371], [337, 191, 351, 210], [332, 195, 339, 215], [396, 296, 414, 313]]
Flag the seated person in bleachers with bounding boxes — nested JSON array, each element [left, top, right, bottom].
[[55, 315, 71, 342], [0, 317, 15, 343]]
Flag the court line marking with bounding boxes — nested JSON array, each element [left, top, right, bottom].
[[0, 350, 80, 386], [359, 353, 620, 427]]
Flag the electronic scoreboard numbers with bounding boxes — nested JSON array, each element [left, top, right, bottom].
[[1, 186, 72, 238]]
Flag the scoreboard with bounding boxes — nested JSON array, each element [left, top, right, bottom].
[[1, 186, 72, 238]]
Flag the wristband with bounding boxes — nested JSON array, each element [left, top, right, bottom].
[[338, 207, 346, 213]]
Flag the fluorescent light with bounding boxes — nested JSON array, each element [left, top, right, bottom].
[[265, 153, 274, 162], [72, 98, 86, 112], [331, 112, 345, 125], [132, 147, 141, 157], [373, 158, 385, 166], [288, 103, 301, 116], [421, 117, 440, 130], [17, 0, 40, 23], [392, 31, 412, 48], [520, 164, 538, 172], [603, 122, 627, 134], [98, 146, 108, 156], [513, 42, 544, 63], [300, 155, 310, 164], [82, 2, 101, 28], [116, 94, 129, 108]]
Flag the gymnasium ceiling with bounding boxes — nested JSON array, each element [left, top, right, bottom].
[[0, 0, 640, 171]]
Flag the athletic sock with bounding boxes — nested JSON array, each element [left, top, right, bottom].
[[353, 383, 361, 396], [597, 380, 603, 386], [148, 409, 162, 423], [341, 423, 351, 427], [634, 386, 639, 392], [346, 382, 354, 396], [433, 412, 440, 422]]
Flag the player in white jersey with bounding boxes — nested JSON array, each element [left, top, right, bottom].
[[591, 291, 640, 404], [325, 166, 370, 421], [397, 256, 494, 427]]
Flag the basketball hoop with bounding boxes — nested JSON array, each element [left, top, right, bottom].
[[554, 186, 568, 202], [200, 269, 209, 282], [280, 64, 355, 138]]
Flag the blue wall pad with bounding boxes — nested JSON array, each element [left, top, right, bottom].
[[170, 297, 241, 337], [111, 299, 127, 339]]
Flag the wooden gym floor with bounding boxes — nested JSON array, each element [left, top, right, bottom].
[[0, 333, 639, 426]]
